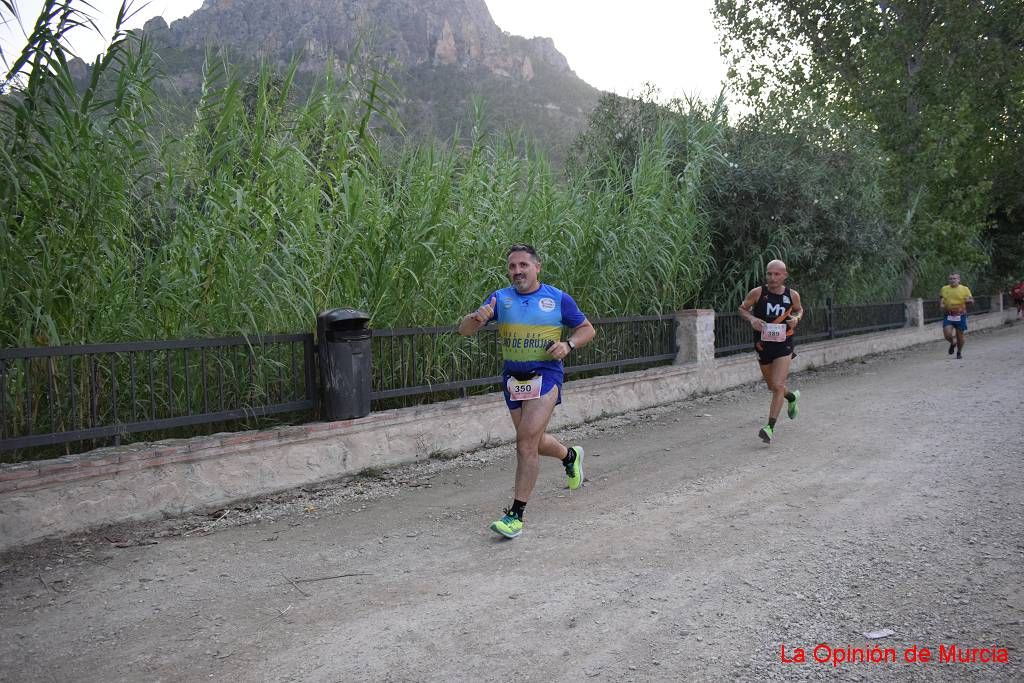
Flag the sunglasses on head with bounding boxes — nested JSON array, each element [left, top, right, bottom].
[[505, 244, 538, 257]]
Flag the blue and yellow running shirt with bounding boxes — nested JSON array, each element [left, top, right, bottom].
[[482, 283, 586, 377]]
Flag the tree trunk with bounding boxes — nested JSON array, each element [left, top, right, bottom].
[[901, 268, 915, 299]]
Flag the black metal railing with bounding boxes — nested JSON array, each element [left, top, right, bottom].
[[371, 315, 677, 405], [565, 315, 677, 376], [923, 299, 944, 323], [712, 312, 751, 357], [0, 334, 316, 454], [371, 324, 502, 402], [715, 301, 905, 357], [832, 302, 906, 337], [797, 306, 831, 343], [972, 295, 992, 314], [5, 295, 999, 459]]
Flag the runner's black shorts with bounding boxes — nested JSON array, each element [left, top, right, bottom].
[[754, 339, 796, 365]]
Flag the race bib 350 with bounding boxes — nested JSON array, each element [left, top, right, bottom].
[[506, 375, 542, 401]]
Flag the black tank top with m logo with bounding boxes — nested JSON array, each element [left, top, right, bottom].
[[752, 286, 794, 342]]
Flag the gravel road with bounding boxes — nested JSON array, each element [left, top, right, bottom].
[[1, 323, 1021, 682]]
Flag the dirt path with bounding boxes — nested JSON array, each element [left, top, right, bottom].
[[2, 324, 1022, 682]]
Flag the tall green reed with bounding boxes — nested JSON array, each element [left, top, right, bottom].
[[2, 2, 722, 348], [2, 0, 159, 347]]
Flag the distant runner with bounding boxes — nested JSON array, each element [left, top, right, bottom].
[[738, 259, 803, 444], [458, 244, 596, 539], [1010, 280, 1024, 320], [940, 273, 974, 360]]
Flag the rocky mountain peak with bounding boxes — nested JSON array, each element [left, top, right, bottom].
[[121, 0, 601, 160], [158, 0, 575, 81]]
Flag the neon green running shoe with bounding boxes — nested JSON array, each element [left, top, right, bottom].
[[565, 446, 584, 490], [787, 390, 800, 420], [490, 508, 523, 538], [758, 424, 774, 443]]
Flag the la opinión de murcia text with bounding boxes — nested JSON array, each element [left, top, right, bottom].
[[780, 643, 1010, 667]]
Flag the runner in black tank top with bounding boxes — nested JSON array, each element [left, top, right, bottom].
[[738, 260, 804, 444], [752, 285, 796, 353]]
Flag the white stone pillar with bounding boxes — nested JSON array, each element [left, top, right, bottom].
[[904, 298, 924, 328], [992, 292, 1003, 312], [674, 309, 715, 365]]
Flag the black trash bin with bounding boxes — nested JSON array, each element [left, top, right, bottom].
[[316, 309, 372, 420]]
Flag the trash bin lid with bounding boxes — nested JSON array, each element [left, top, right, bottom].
[[318, 308, 370, 329]]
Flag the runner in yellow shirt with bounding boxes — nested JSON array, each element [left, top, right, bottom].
[[939, 272, 974, 359]]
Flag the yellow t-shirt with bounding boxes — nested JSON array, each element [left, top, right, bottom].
[[940, 285, 973, 314]]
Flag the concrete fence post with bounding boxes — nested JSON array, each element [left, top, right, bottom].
[[904, 298, 924, 328], [992, 292, 1003, 312], [674, 309, 716, 365]]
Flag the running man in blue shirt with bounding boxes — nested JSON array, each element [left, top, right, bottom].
[[458, 244, 596, 539]]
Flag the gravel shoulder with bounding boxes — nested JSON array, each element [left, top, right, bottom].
[[1, 323, 1022, 682]]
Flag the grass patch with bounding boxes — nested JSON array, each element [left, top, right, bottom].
[[355, 467, 389, 480], [429, 451, 460, 461]]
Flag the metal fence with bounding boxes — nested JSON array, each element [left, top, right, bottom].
[[923, 299, 944, 323], [712, 312, 752, 357], [1, 316, 675, 458], [972, 294, 993, 314], [371, 314, 677, 405], [371, 324, 503, 402], [715, 300, 906, 357], [794, 305, 832, 343], [832, 302, 906, 337], [5, 295, 1000, 459], [564, 315, 676, 375], [0, 334, 316, 453]]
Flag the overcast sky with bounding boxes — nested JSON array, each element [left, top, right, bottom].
[[2, 0, 728, 100]]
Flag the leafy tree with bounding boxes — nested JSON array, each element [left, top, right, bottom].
[[704, 112, 902, 307], [566, 86, 727, 185], [987, 52, 1024, 286], [567, 87, 906, 306], [714, 0, 1024, 294]]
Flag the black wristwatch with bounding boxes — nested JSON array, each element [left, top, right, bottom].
[[566, 339, 576, 351]]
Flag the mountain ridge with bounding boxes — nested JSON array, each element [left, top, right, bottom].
[[134, 0, 601, 155]]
